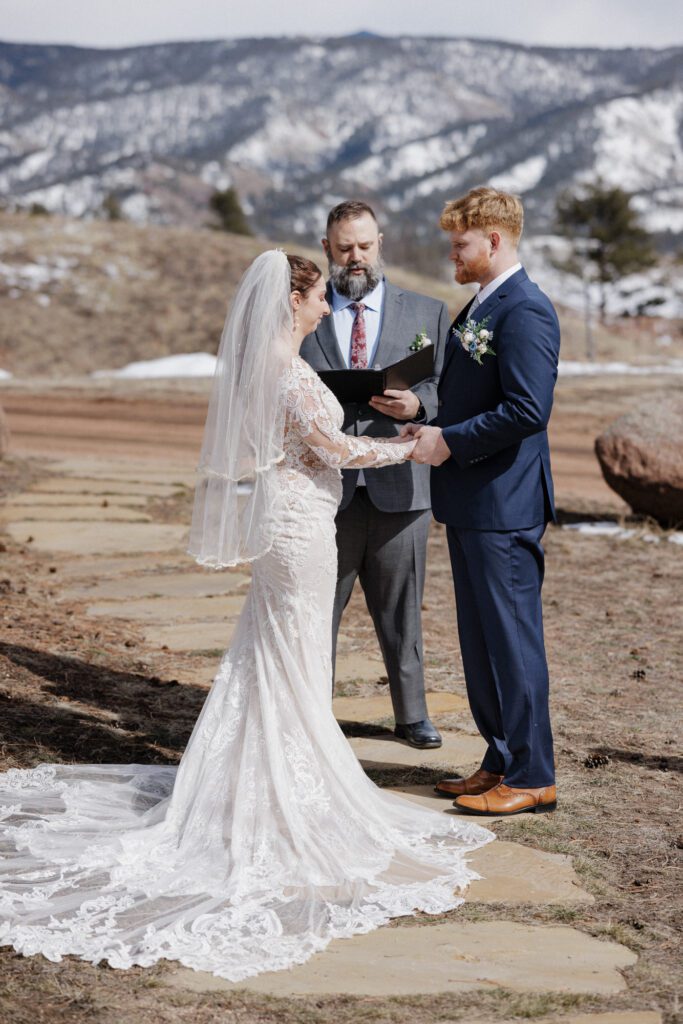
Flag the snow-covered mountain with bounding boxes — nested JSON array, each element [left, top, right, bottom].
[[0, 34, 681, 256]]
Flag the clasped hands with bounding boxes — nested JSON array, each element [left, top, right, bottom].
[[369, 389, 450, 466], [399, 424, 451, 465]]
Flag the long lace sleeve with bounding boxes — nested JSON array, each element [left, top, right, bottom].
[[284, 364, 414, 469]]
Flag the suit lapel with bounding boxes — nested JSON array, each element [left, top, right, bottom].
[[440, 295, 476, 379], [470, 268, 527, 325], [314, 284, 346, 369], [371, 282, 404, 369]]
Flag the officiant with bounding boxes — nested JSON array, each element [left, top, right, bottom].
[[301, 200, 448, 748]]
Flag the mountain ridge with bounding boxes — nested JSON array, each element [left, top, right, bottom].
[[0, 34, 681, 270]]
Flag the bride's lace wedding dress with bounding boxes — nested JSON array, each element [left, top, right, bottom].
[[0, 356, 492, 981]]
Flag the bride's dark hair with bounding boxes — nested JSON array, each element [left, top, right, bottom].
[[287, 254, 323, 296]]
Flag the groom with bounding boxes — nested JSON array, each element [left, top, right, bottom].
[[404, 187, 559, 815]]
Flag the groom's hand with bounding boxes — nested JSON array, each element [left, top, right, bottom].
[[407, 426, 451, 466], [369, 389, 420, 420]]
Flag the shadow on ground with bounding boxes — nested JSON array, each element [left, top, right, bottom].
[[0, 641, 207, 765]]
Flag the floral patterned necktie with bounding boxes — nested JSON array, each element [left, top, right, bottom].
[[349, 302, 367, 369]]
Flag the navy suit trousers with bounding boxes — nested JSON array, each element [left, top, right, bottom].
[[446, 524, 555, 788]]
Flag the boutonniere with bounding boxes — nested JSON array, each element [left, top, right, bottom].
[[455, 315, 495, 365], [410, 328, 432, 352]]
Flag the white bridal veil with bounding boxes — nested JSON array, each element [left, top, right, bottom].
[[188, 249, 293, 568]]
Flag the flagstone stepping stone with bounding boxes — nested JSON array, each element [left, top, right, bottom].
[[468, 1015, 661, 1024], [30, 478, 178, 497], [387, 784, 508, 823], [5, 521, 186, 556], [465, 841, 593, 904], [51, 458, 195, 486], [335, 652, 386, 683], [4, 492, 150, 507], [142, 621, 235, 652], [349, 731, 486, 769], [50, 553, 193, 579], [166, 920, 635, 996], [547, 1015, 662, 1024], [61, 570, 249, 601], [0, 505, 153, 522], [334, 691, 468, 723], [85, 594, 245, 622]]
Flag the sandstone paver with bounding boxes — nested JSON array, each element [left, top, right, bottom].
[[61, 570, 250, 601], [3, 492, 150, 507], [51, 554, 197, 579], [334, 691, 469, 722], [465, 840, 593, 904], [552, 1015, 662, 1024], [142, 621, 235, 652], [334, 651, 386, 683], [5, 520, 187, 555], [1, 505, 152, 522], [349, 731, 487, 769], [50, 457, 195, 487], [166, 920, 635, 996], [85, 594, 246, 622], [30, 478, 179, 497]]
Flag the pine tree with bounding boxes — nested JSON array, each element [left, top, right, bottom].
[[556, 183, 657, 319], [102, 193, 123, 221], [209, 187, 252, 236]]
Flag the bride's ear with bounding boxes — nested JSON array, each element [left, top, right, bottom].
[[291, 290, 302, 311]]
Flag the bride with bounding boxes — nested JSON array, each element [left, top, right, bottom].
[[0, 250, 492, 981]]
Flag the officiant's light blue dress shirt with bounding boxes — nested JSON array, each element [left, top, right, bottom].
[[331, 279, 385, 368]]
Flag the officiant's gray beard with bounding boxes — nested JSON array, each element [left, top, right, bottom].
[[328, 254, 384, 300]]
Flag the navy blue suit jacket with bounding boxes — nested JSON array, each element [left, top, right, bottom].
[[431, 268, 560, 531]]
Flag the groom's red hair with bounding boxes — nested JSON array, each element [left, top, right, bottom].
[[440, 187, 524, 244]]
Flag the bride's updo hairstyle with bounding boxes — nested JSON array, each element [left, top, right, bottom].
[[287, 254, 323, 296]]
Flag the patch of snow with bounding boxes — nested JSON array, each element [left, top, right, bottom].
[[120, 192, 154, 222], [489, 155, 547, 194], [522, 235, 683, 319], [0, 257, 74, 290], [93, 353, 217, 379], [559, 360, 683, 377], [591, 87, 683, 194], [563, 522, 683, 546], [0, 369, 12, 380], [200, 161, 231, 189]]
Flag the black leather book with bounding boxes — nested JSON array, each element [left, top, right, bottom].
[[318, 345, 435, 405]]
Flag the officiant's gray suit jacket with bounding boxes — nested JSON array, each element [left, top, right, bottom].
[[300, 280, 449, 512]]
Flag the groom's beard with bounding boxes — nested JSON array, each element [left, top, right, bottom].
[[328, 254, 384, 300], [454, 250, 492, 286]]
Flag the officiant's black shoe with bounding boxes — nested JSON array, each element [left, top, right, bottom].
[[394, 719, 442, 749]]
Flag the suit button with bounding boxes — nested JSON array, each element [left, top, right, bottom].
[[438, 400, 444, 407]]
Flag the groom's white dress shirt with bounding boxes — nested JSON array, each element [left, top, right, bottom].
[[331, 279, 385, 367], [472, 262, 523, 310]]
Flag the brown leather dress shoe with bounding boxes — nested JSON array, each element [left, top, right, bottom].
[[454, 783, 557, 816], [434, 768, 504, 798]]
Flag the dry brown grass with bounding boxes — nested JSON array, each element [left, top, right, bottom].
[[1, 210, 680, 378]]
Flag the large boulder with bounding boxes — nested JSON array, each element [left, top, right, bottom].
[[0, 403, 9, 459], [595, 393, 683, 526]]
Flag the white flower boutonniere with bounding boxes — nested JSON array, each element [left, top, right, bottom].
[[455, 315, 496, 365], [410, 328, 432, 352]]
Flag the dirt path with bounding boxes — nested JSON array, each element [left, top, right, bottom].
[[0, 376, 643, 509]]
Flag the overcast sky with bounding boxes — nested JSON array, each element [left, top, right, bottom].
[[1, 0, 681, 49]]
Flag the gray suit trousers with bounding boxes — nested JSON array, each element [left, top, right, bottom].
[[332, 488, 431, 724]]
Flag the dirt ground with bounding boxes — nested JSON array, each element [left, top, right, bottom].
[[0, 374, 681, 1024]]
